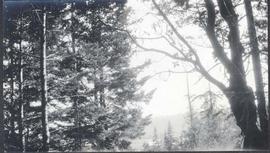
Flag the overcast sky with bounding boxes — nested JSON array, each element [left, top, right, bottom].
[[126, 0, 268, 117]]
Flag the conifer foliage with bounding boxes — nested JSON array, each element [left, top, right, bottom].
[[2, 0, 152, 152]]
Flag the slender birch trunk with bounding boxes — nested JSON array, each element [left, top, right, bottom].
[[40, 8, 49, 151], [18, 38, 25, 152]]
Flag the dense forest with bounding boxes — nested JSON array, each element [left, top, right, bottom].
[[0, 0, 153, 152], [0, 0, 269, 152]]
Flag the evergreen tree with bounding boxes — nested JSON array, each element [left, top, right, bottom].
[[42, 1, 152, 151], [143, 127, 162, 151], [152, 127, 162, 150], [2, 1, 153, 152], [179, 89, 242, 150], [164, 122, 178, 151]]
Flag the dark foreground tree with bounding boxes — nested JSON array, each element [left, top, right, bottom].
[[130, 0, 268, 149], [244, 0, 268, 144], [161, 0, 267, 148], [204, 0, 267, 148]]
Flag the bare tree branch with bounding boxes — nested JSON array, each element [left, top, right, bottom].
[[99, 19, 196, 63], [135, 43, 193, 62], [194, 62, 221, 85], [162, 35, 189, 59], [151, 0, 227, 91], [134, 36, 163, 40], [99, 10, 226, 91], [149, 69, 195, 79]]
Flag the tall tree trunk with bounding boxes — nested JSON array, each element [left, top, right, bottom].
[[186, 73, 193, 127], [185, 73, 196, 148], [0, 0, 5, 151], [225, 88, 265, 148], [95, 13, 105, 108], [244, 0, 268, 147], [73, 98, 81, 150], [208, 83, 213, 116], [99, 67, 105, 108], [94, 70, 98, 105], [207, 0, 266, 149], [71, 4, 82, 150], [24, 121, 29, 151], [18, 39, 25, 152], [152, 0, 267, 149], [10, 51, 15, 139], [218, 0, 265, 147], [40, 8, 49, 152]]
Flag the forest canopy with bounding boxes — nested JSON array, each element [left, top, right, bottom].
[[0, 0, 268, 152]]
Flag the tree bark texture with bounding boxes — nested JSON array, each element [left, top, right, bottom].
[[18, 39, 25, 152], [204, 0, 267, 149], [225, 88, 265, 148], [40, 9, 49, 152], [244, 0, 268, 146]]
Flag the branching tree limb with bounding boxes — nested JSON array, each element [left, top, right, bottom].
[[214, 0, 267, 149], [148, 69, 195, 80], [151, 0, 227, 91], [204, 0, 238, 75], [100, 19, 197, 63], [144, 0, 267, 149], [217, 0, 247, 88]]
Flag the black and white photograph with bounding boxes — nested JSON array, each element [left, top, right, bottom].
[[0, 0, 269, 152]]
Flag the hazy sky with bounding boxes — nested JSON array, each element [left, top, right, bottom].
[[126, 0, 218, 117], [126, 0, 268, 117]]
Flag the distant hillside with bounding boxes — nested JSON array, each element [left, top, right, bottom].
[[131, 113, 186, 150]]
